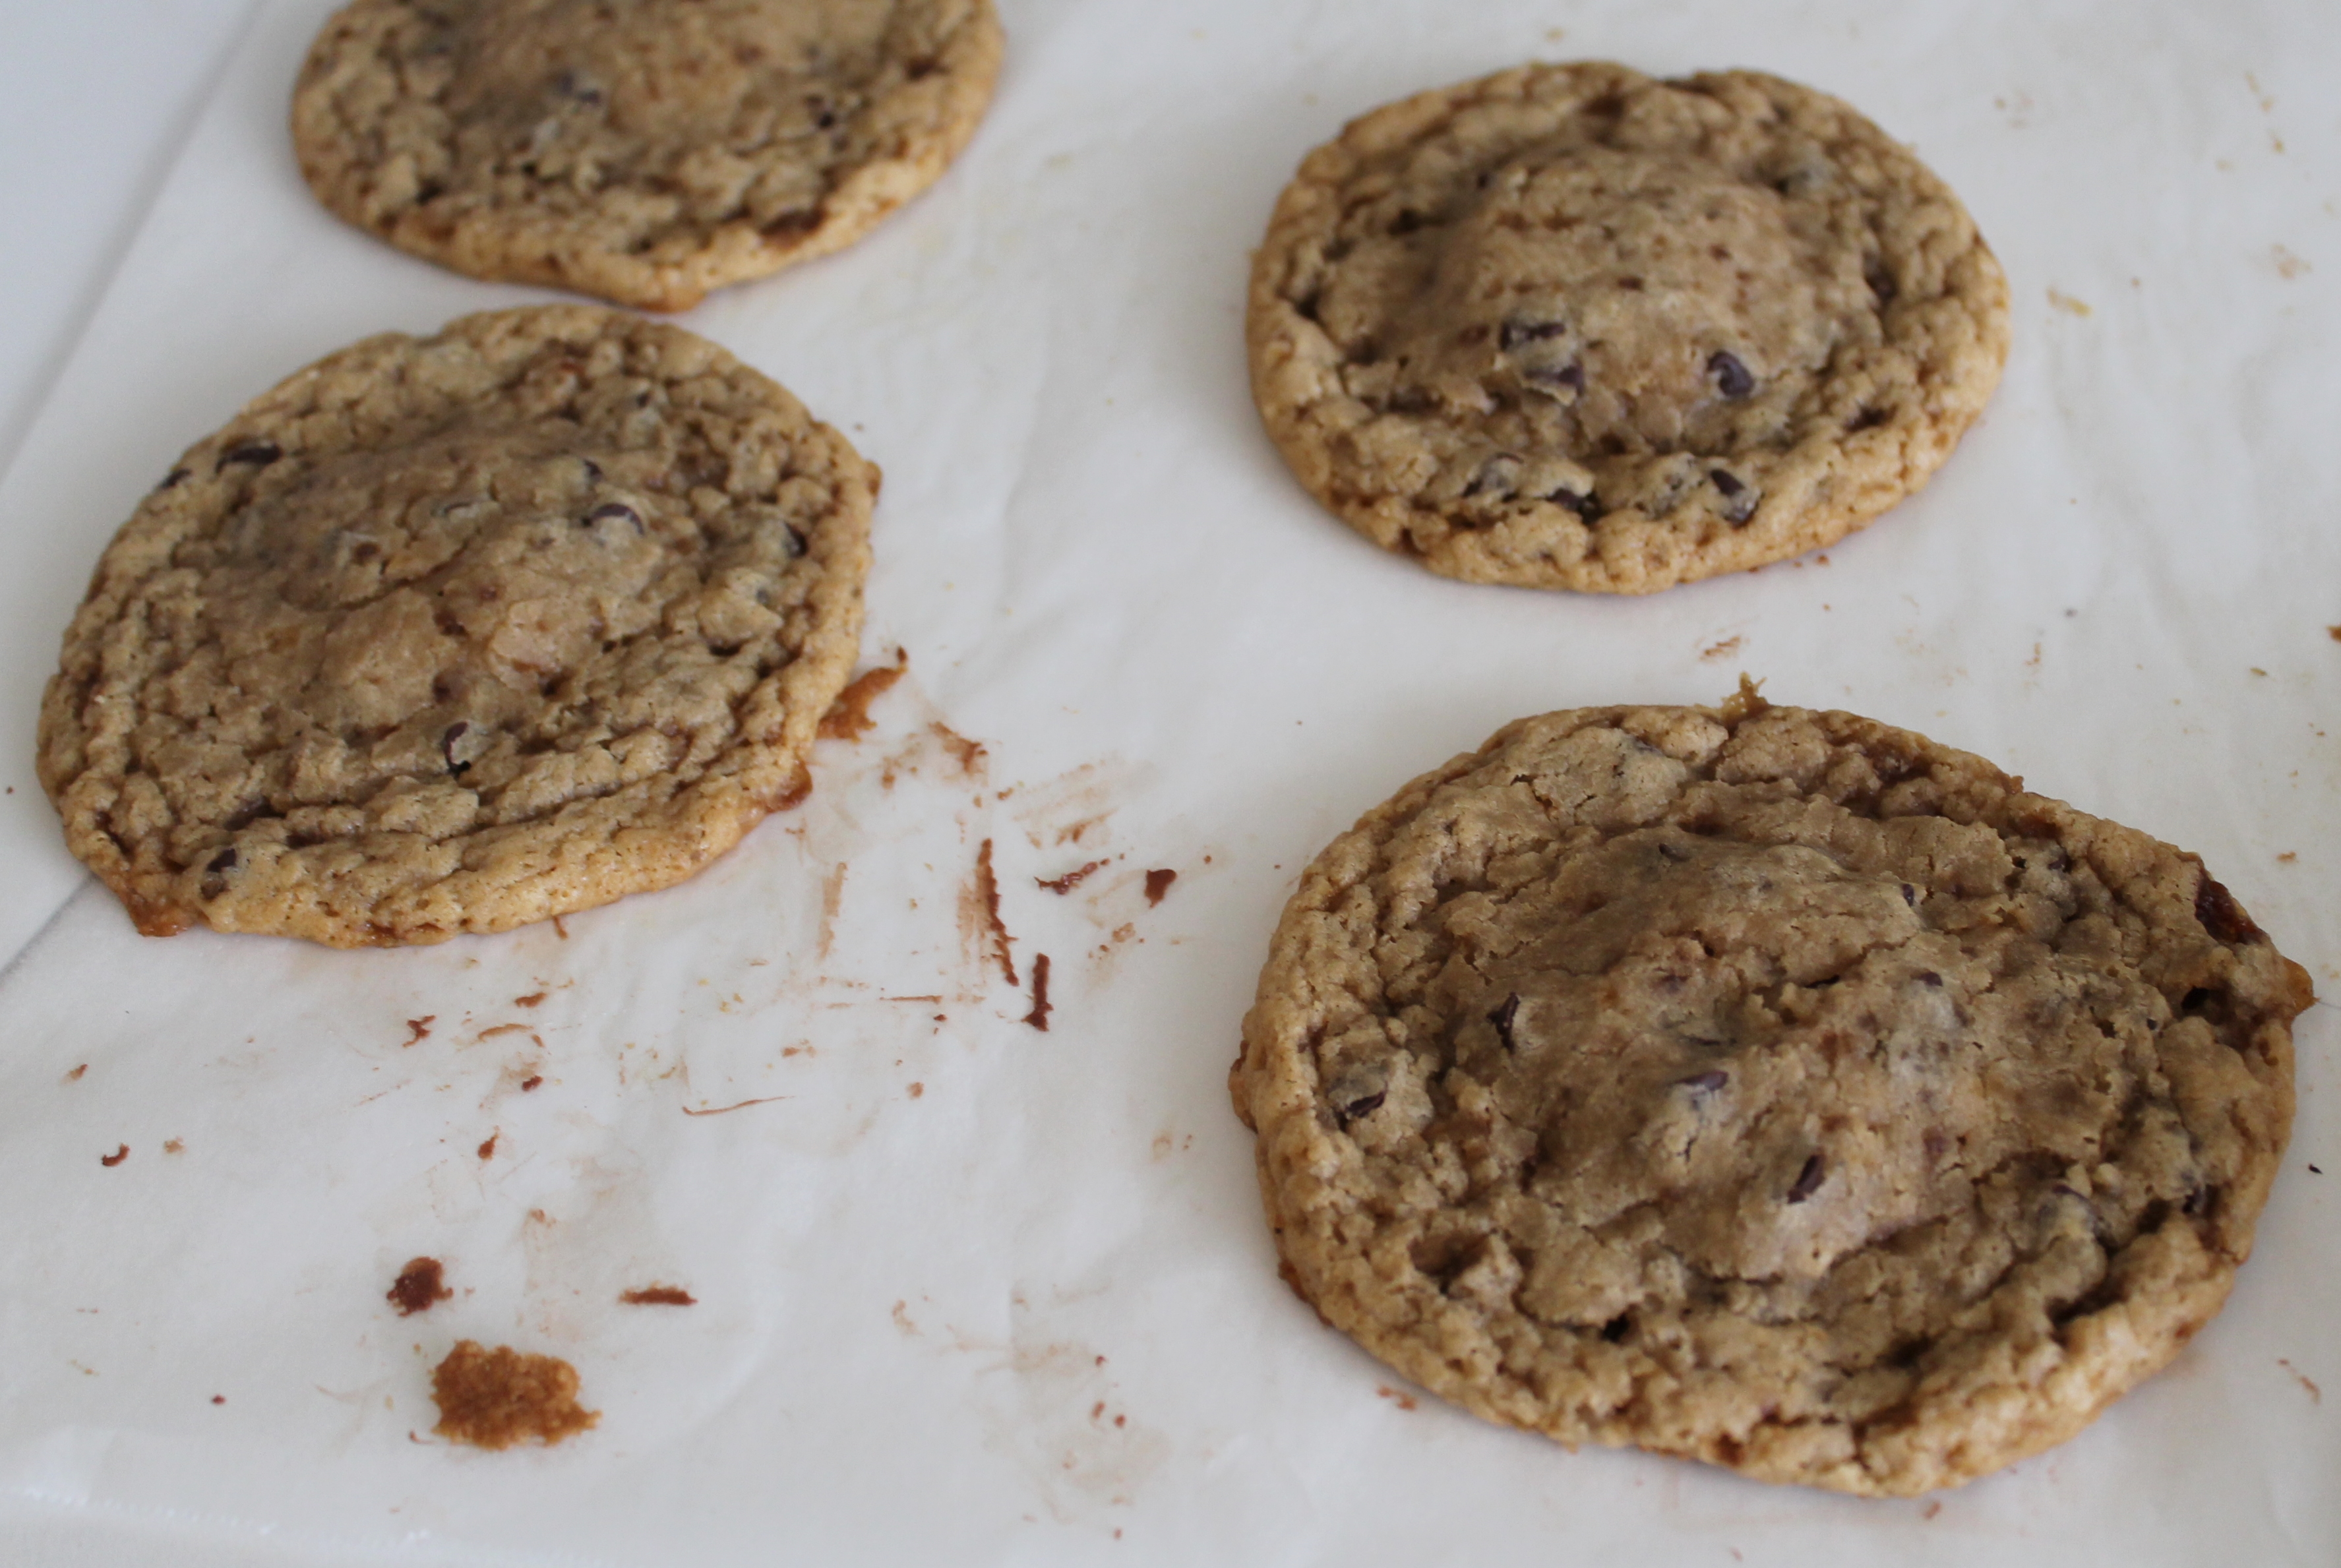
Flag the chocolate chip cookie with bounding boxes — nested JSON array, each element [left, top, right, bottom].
[[38, 305, 872, 946], [1247, 64, 2009, 592], [293, 0, 1003, 311], [1231, 691, 2307, 1494]]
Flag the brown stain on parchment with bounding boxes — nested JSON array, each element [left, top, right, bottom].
[[963, 839, 1019, 988]]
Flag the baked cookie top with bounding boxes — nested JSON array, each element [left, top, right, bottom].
[[1247, 64, 2009, 593], [38, 305, 873, 947], [292, 0, 1002, 311], [1231, 694, 2307, 1495]]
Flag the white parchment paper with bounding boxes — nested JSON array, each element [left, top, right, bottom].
[[1, 2, 2336, 1563]]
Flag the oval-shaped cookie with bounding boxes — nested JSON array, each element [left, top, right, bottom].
[[1247, 64, 2009, 592], [293, 0, 1004, 311], [1231, 692, 2307, 1495], [38, 305, 873, 947]]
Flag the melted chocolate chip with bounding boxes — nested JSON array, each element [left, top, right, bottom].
[[206, 847, 238, 875], [442, 721, 473, 776], [1337, 1089, 1387, 1123], [1785, 1153, 1827, 1203], [584, 501, 644, 533], [580, 457, 603, 484], [1499, 318, 1567, 353], [1709, 469, 1745, 498], [2181, 1183, 2216, 1218], [1709, 351, 1755, 399], [1599, 1313, 1633, 1342], [1525, 361, 1586, 392], [1900, 883, 1918, 907], [2194, 873, 2263, 945], [1546, 487, 1600, 521], [1914, 971, 1943, 988], [1848, 406, 1891, 432], [1864, 256, 1899, 307], [1678, 1069, 1729, 1095], [156, 467, 191, 492], [1464, 456, 1521, 498], [216, 438, 282, 470], [1488, 994, 1521, 1051]]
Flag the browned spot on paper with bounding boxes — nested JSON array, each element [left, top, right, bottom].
[[63, 1064, 87, 1084], [967, 838, 1019, 987], [2279, 852, 2298, 864], [2328, 625, 2341, 642], [212, 1395, 225, 1404], [520, 1074, 543, 1091], [477, 1023, 532, 1040], [1699, 636, 1742, 662], [430, 1341, 598, 1450], [818, 657, 907, 741], [477, 1131, 499, 1160], [1143, 868, 1177, 906], [931, 722, 987, 776], [1922, 1501, 1943, 1521], [1375, 1385, 1419, 1411], [402, 1016, 436, 1046], [164, 1139, 185, 1154], [388, 1257, 453, 1316], [681, 1094, 789, 1116], [2280, 1359, 2323, 1402], [2273, 245, 2311, 280], [100, 1144, 129, 1168], [1037, 859, 1106, 894], [909, 1081, 925, 1098], [1024, 953, 1054, 1031], [2048, 287, 2092, 316], [553, 915, 569, 940], [514, 991, 547, 1008], [620, 1285, 697, 1307]]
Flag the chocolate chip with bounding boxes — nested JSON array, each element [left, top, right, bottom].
[[1499, 319, 1567, 353], [1525, 361, 1586, 392], [2181, 986, 2216, 1014], [216, 438, 282, 471], [1864, 256, 1899, 307], [1616, 275, 1645, 291], [156, 467, 191, 492], [584, 501, 644, 533], [1463, 456, 1521, 498], [1914, 971, 1943, 988], [442, 721, 473, 776], [1546, 487, 1600, 521], [1785, 1153, 1826, 1203], [2194, 872, 2263, 945], [1488, 994, 1521, 1051], [1337, 1089, 1387, 1123], [205, 847, 238, 875], [1599, 1313, 1633, 1342], [580, 458, 603, 484], [1900, 883, 1918, 907], [1678, 1069, 1729, 1094], [1709, 351, 1755, 399], [1709, 470, 1745, 499], [2181, 1183, 2216, 1217], [1848, 406, 1891, 432]]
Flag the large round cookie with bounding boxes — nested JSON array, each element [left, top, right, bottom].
[[1231, 694, 2307, 1495], [1247, 64, 2010, 593], [293, 0, 1003, 311], [38, 305, 873, 947]]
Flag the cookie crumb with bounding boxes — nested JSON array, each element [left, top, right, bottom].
[[388, 1257, 453, 1316], [429, 1341, 597, 1449], [100, 1145, 129, 1168], [1718, 673, 1769, 722], [619, 1285, 696, 1306]]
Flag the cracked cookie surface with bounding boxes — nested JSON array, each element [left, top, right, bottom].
[[1231, 696, 2306, 1494], [1247, 63, 2009, 592], [293, 0, 1002, 311], [38, 304, 872, 946]]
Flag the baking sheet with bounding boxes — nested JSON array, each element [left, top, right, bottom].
[[1, 1, 2336, 1562]]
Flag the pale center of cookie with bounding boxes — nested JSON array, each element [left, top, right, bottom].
[[450, 0, 890, 140], [1399, 148, 1853, 454], [1459, 829, 2124, 1285]]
